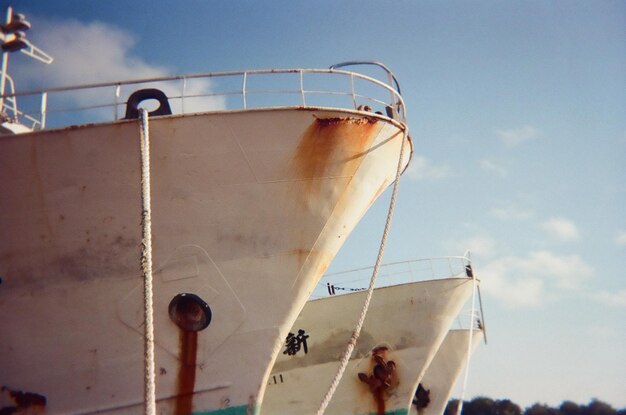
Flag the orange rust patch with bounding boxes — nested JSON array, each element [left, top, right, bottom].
[[289, 248, 311, 267], [289, 249, 333, 290], [292, 117, 380, 195], [175, 330, 198, 415], [312, 251, 333, 283]]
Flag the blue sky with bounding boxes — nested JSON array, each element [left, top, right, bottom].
[[7, 0, 626, 409]]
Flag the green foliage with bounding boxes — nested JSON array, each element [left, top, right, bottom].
[[444, 398, 624, 415]]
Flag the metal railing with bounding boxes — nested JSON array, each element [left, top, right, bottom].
[[1, 65, 407, 132], [311, 253, 475, 299], [312, 251, 488, 344]]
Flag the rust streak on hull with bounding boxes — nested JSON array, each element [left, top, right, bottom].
[[357, 346, 398, 415], [292, 117, 380, 195], [175, 330, 198, 415]]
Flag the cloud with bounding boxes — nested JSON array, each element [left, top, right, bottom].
[[615, 230, 626, 247], [479, 159, 507, 177], [495, 125, 541, 147], [452, 234, 499, 259], [479, 250, 594, 308], [14, 17, 224, 120], [591, 289, 626, 307], [18, 19, 166, 86], [405, 155, 452, 181], [541, 217, 580, 242], [489, 205, 533, 221]]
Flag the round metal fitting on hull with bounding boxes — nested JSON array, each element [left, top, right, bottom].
[[168, 293, 212, 332]]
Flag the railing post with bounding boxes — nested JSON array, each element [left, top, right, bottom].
[[349, 74, 357, 109], [242, 72, 247, 109], [113, 84, 120, 121], [40, 92, 47, 130], [299, 70, 305, 106], [386, 71, 396, 118], [181, 77, 187, 114]]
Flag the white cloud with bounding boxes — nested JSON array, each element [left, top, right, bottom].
[[615, 230, 626, 247], [489, 205, 533, 221], [495, 125, 541, 147], [405, 155, 452, 181], [479, 250, 594, 308], [481, 268, 544, 308], [17, 19, 167, 87], [524, 250, 592, 289], [479, 159, 507, 177], [452, 234, 498, 259], [541, 217, 580, 242], [591, 289, 626, 307], [15, 17, 224, 119]]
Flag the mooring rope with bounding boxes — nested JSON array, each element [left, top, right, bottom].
[[139, 108, 157, 415], [315, 125, 409, 415]]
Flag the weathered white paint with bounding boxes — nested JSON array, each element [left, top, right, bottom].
[[262, 278, 474, 415], [0, 108, 411, 414]]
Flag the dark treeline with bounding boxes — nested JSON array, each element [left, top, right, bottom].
[[443, 397, 626, 415]]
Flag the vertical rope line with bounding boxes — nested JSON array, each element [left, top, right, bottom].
[[456, 275, 478, 415], [315, 125, 409, 415], [139, 108, 157, 415]]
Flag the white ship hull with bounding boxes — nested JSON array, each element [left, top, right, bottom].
[[262, 278, 474, 415], [412, 329, 484, 415], [0, 108, 411, 414]]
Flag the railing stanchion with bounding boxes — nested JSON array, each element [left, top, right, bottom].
[[349, 74, 356, 109], [242, 72, 248, 109], [182, 77, 187, 114], [40, 92, 47, 130], [114, 85, 120, 121], [299, 70, 305, 106], [386, 71, 396, 118]]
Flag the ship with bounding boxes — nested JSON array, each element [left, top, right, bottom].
[[0, 7, 413, 414], [262, 255, 481, 415]]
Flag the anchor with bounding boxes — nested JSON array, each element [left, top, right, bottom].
[[357, 346, 398, 415]]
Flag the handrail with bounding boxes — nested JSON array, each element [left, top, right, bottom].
[[323, 254, 473, 277], [312, 254, 474, 299], [315, 251, 488, 343], [329, 61, 402, 95], [1, 66, 407, 132]]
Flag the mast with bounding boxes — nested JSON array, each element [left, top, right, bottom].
[[0, 5, 52, 123]]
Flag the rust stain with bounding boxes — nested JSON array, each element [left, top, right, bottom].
[[289, 249, 334, 290], [292, 117, 380, 195], [0, 386, 47, 414], [357, 346, 399, 415], [289, 248, 311, 268], [175, 330, 198, 415]]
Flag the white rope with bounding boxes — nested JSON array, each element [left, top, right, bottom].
[[456, 274, 478, 415], [315, 125, 409, 415], [139, 109, 157, 415]]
